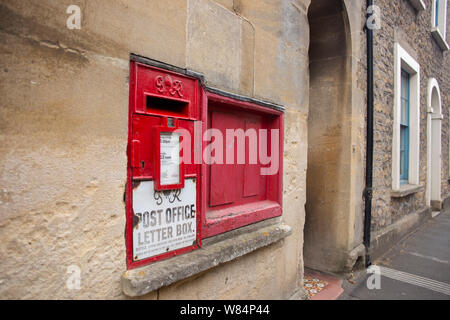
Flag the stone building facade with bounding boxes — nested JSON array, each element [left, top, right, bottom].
[[369, 0, 450, 259], [0, 0, 315, 300], [304, 0, 367, 274], [0, 0, 447, 300]]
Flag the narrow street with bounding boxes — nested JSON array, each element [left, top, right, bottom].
[[339, 211, 450, 300]]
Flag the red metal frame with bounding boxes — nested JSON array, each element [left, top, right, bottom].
[[126, 61, 201, 270], [201, 91, 284, 238]]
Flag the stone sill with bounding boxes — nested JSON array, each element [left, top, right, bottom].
[[121, 218, 292, 297], [391, 184, 424, 198], [431, 28, 450, 51]]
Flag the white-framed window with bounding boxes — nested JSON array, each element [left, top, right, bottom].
[[392, 43, 420, 191], [409, 0, 426, 11], [431, 0, 449, 50]]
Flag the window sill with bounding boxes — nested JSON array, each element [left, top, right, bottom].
[[121, 218, 292, 297], [409, 0, 426, 11], [431, 28, 449, 51], [204, 200, 282, 238], [391, 184, 424, 198]]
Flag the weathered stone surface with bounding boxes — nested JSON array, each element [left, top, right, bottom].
[[371, 0, 450, 244], [237, 0, 310, 111], [121, 222, 292, 297], [304, 0, 366, 274], [213, 0, 235, 11], [187, 0, 242, 92], [289, 287, 309, 300], [239, 19, 255, 96], [0, 0, 188, 66], [0, 2, 129, 298], [0, 0, 310, 300]]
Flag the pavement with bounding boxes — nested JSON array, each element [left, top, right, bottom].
[[339, 211, 450, 300]]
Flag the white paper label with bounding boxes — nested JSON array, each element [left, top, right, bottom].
[[160, 132, 180, 186], [132, 179, 197, 261]]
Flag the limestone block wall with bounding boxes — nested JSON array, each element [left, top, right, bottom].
[[371, 0, 450, 248], [0, 0, 310, 299], [304, 0, 366, 274]]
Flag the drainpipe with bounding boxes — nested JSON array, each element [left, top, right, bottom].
[[363, 0, 374, 268]]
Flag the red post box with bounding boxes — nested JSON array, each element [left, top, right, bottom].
[[126, 60, 202, 269]]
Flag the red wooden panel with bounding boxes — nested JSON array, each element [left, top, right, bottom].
[[209, 111, 241, 207], [202, 91, 284, 239], [205, 201, 282, 238], [243, 119, 261, 197]]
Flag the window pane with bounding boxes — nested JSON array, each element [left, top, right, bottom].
[[400, 125, 409, 182], [435, 0, 440, 27], [401, 70, 409, 127], [400, 150, 404, 176], [401, 99, 407, 125], [401, 74, 408, 99], [400, 125, 406, 151]]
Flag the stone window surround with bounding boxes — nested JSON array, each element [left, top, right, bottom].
[[431, 0, 449, 50], [392, 43, 420, 192], [409, 0, 426, 11]]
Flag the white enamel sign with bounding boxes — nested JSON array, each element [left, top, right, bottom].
[[132, 179, 197, 261]]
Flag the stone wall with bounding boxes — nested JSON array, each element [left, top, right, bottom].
[[371, 0, 450, 253], [0, 0, 311, 299], [304, 0, 367, 274]]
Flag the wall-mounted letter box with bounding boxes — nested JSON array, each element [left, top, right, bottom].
[[126, 57, 284, 270], [126, 61, 202, 269]]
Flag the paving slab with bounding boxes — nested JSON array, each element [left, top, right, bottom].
[[340, 274, 449, 300], [340, 212, 450, 300], [378, 248, 450, 283]]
